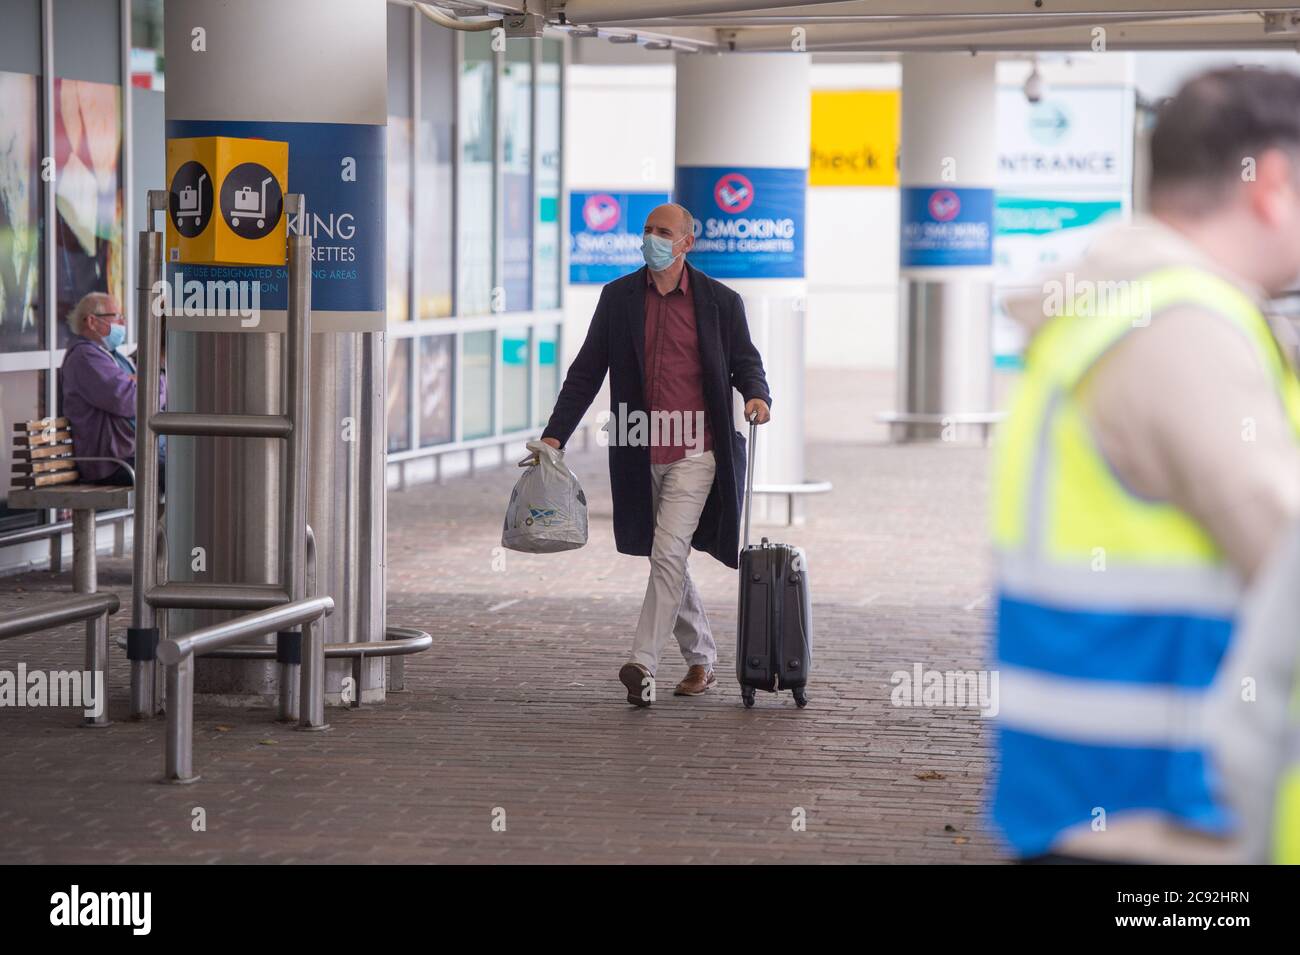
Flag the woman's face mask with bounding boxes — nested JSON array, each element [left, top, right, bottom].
[[641, 231, 684, 272]]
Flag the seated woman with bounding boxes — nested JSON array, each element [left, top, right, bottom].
[[60, 292, 166, 487]]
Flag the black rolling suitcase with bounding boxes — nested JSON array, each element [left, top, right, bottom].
[[736, 415, 812, 708]]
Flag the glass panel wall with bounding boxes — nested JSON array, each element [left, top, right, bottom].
[[418, 17, 454, 320], [386, 17, 565, 458], [535, 39, 562, 311], [461, 330, 493, 440], [0, 371, 46, 531], [418, 334, 453, 446], [54, 78, 123, 348], [387, 115, 413, 328], [130, 0, 164, 91], [458, 32, 495, 318], [0, 70, 43, 353], [386, 1, 413, 333], [501, 43, 532, 314], [500, 324, 530, 433], [535, 323, 559, 428], [386, 339, 411, 453]]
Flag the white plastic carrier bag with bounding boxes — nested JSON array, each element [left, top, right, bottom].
[[501, 439, 589, 554]]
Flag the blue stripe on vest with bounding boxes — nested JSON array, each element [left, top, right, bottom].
[[992, 727, 1235, 857], [996, 594, 1232, 687]]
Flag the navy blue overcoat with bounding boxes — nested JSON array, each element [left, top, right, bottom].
[[541, 264, 772, 569]]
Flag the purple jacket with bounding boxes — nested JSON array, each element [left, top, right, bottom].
[[60, 336, 166, 482]]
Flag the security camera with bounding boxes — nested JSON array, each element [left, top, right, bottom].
[[1024, 64, 1044, 104]]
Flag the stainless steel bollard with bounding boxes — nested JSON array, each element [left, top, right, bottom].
[[82, 611, 112, 728], [286, 222, 329, 733], [162, 656, 199, 784]]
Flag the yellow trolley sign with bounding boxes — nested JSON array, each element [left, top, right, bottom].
[[165, 136, 289, 266]]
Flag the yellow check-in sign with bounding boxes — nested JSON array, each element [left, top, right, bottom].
[[810, 90, 900, 187], [166, 136, 289, 266]]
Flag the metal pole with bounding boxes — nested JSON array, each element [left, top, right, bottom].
[[82, 611, 111, 728], [154, 521, 168, 716], [71, 509, 96, 594], [162, 656, 198, 784], [69, 506, 109, 726], [299, 524, 328, 728], [284, 201, 329, 731], [130, 192, 166, 720], [276, 641, 299, 722]]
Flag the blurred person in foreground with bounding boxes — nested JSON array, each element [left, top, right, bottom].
[[991, 67, 1300, 863]]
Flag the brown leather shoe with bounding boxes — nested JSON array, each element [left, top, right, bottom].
[[619, 662, 654, 707], [673, 665, 717, 696]]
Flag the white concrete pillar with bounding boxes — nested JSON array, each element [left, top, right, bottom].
[[674, 52, 810, 524], [891, 53, 999, 443], [163, 0, 388, 701]]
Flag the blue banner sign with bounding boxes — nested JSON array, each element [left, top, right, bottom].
[[568, 190, 670, 284], [674, 166, 805, 280], [900, 186, 994, 268], [166, 119, 384, 323]]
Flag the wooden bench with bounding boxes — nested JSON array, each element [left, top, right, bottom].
[[9, 417, 133, 593]]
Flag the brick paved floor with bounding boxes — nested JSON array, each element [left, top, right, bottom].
[[0, 431, 1002, 863]]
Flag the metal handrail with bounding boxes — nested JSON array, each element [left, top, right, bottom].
[[344, 626, 432, 708], [171, 627, 434, 660], [0, 592, 119, 641], [0, 508, 132, 549], [161, 595, 334, 784], [61, 456, 137, 485], [158, 596, 334, 665], [0, 592, 119, 728], [150, 411, 292, 439], [146, 582, 291, 610], [333, 627, 433, 658]]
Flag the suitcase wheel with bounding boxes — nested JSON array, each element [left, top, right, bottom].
[[741, 687, 756, 708], [792, 687, 809, 708]]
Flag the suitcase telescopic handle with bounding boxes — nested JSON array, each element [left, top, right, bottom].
[[743, 409, 758, 551]]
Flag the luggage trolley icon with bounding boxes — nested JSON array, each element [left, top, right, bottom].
[[230, 176, 275, 229], [176, 173, 207, 227]]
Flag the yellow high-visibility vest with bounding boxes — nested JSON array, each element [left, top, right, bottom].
[[990, 266, 1300, 859]]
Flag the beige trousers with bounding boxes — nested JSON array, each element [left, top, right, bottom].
[[629, 451, 718, 676]]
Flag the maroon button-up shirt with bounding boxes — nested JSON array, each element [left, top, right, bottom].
[[644, 266, 712, 465]]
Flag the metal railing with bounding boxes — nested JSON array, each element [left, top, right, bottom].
[[127, 189, 167, 718], [158, 596, 334, 783], [0, 507, 132, 553], [126, 187, 433, 783], [0, 592, 120, 728], [130, 191, 322, 727]]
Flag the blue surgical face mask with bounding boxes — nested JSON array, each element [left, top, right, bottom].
[[101, 322, 125, 351], [642, 232, 683, 272]]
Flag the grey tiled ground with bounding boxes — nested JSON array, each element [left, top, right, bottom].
[[0, 429, 1001, 863]]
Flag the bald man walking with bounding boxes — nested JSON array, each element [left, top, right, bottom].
[[542, 203, 772, 706]]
